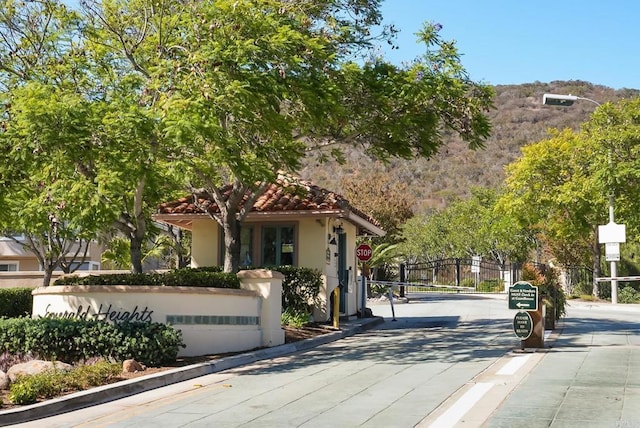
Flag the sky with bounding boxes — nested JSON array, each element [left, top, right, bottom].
[[378, 1, 640, 90]]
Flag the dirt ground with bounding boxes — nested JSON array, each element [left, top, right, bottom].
[[1, 324, 335, 409]]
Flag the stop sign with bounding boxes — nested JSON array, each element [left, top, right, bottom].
[[356, 243, 373, 262]]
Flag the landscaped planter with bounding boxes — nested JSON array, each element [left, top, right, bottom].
[[31, 269, 285, 357]]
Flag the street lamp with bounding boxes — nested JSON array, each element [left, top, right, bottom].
[[542, 93, 623, 304]]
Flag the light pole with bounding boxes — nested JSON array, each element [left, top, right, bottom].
[[542, 93, 623, 304]]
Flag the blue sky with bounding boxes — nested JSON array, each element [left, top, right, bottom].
[[379, 1, 639, 89]]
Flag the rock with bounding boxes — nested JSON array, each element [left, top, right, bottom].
[[7, 360, 72, 382], [122, 359, 146, 373], [0, 371, 9, 390]]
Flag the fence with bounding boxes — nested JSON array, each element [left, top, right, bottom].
[[396, 258, 512, 294]]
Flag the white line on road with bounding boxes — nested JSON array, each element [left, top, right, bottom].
[[496, 354, 532, 376], [427, 382, 494, 428]]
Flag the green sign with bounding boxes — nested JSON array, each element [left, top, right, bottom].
[[513, 311, 533, 340], [508, 281, 538, 311]]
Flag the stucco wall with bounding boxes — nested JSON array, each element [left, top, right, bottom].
[[31, 270, 285, 357], [191, 219, 220, 267]]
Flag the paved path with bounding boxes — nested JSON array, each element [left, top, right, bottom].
[[485, 301, 640, 427], [6, 295, 640, 427]]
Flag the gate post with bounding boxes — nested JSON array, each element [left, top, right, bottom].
[[399, 264, 406, 298], [455, 258, 461, 287]]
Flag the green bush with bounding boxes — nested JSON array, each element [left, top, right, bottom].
[[522, 263, 566, 321], [477, 279, 502, 292], [8, 361, 121, 405], [273, 266, 322, 315], [619, 286, 640, 304], [281, 307, 311, 328], [0, 317, 184, 366], [53, 267, 239, 289], [0, 288, 33, 318], [460, 278, 475, 288], [571, 281, 593, 297]]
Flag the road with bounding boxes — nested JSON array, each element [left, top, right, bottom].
[[12, 294, 640, 427]]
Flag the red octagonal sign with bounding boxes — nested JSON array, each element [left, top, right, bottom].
[[356, 243, 373, 262]]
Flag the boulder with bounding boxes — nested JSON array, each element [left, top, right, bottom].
[[122, 359, 146, 373], [0, 371, 9, 390], [7, 360, 72, 382]]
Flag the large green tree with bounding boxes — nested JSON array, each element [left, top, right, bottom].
[[3, 0, 494, 275], [84, 0, 492, 272], [398, 187, 531, 265], [497, 97, 640, 295]]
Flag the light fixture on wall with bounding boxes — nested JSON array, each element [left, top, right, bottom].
[[333, 219, 344, 235]]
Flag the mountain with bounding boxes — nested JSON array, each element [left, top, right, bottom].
[[300, 80, 640, 213]]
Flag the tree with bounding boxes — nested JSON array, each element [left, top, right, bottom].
[[498, 128, 606, 294], [0, 83, 108, 285], [397, 187, 532, 265], [4, 0, 494, 275], [340, 166, 415, 245]]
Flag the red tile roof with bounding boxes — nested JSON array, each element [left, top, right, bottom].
[[157, 174, 382, 231]]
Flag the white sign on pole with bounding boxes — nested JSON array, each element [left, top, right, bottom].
[[598, 222, 626, 244], [471, 256, 481, 273], [605, 242, 620, 262]]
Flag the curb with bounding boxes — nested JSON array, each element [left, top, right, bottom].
[[0, 317, 384, 426]]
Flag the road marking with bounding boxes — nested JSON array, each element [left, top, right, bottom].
[[496, 354, 532, 376], [428, 382, 494, 428]]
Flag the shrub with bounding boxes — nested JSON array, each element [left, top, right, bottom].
[[8, 361, 121, 405], [0, 317, 184, 366], [522, 263, 566, 321], [273, 266, 322, 316], [477, 279, 502, 292], [572, 281, 593, 297], [619, 286, 640, 304], [0, 288, 33, 318], [281, 307, 311, 328], [53, 267, 239, 289]]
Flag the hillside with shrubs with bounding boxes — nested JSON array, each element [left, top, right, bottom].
[[301, 80, 640, 213]]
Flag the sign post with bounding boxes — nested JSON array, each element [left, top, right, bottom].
[[356, 244, 373, 318], [508, 281, 544, 349]]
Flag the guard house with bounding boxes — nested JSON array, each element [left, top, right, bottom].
[[153, 173, 385, 321]]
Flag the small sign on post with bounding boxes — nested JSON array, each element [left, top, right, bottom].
[[513, 311, 533, 340], [508, 281, 538, 311]]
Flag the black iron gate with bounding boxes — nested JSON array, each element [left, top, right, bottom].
[[398, 258, 514, 293]]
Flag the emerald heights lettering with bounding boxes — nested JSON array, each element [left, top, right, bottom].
[[43, 303, 154, 323]]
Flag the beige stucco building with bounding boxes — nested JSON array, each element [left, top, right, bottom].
[[154, 174, 385, 321]]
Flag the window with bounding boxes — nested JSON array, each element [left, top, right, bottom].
[[240, 227, 254, 267], [0, 262, 18, 272], [262, 225, 295, 266]]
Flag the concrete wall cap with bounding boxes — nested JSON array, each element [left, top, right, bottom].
[[31, 285, 257, 297]]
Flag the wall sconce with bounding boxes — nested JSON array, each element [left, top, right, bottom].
[[333, 220, 344, 235]]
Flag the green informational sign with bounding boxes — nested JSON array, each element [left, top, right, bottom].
[[513, 311, 533, 340], [508, 281, 538, 311]]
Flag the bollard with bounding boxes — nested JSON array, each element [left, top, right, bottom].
[[332, 287, 340, 328]]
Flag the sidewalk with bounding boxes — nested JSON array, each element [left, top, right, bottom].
[[484, 299, 640, 427], [0, 317, 384, 426]]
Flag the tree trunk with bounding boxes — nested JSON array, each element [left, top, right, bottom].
[[222, 212, 241, 273], [592, 227, 600, 297], [130, 235, 144, 273], [129, 178, 147, 273], [42, 269, 53, 287]]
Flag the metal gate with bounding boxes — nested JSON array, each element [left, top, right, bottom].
[[398, 258, 512, 293]]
